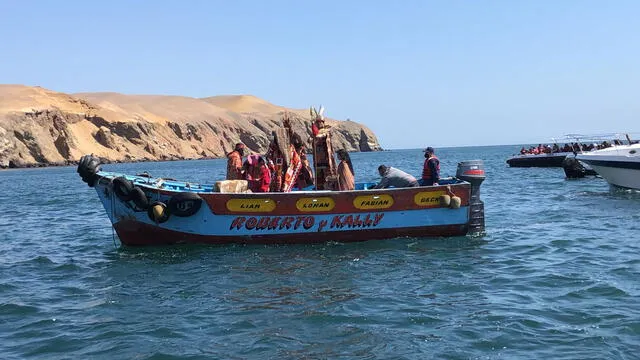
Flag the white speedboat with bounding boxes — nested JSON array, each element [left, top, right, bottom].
[[576, 143, 640, 190]]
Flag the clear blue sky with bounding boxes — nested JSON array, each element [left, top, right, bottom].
[[1, 1, 639, 149]]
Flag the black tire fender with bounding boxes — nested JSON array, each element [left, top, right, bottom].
[[77, 155, 102, 187], [86, 158, 101, 176], [168, 192, 203, 217], [77, 155, 90, 175], [131, 186, 149, 210], [113, 177, 134, 202], [81, 173, 99, 187]]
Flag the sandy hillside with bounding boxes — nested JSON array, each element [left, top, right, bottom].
[[0, 85, 382, 168]]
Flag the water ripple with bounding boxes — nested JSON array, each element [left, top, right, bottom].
[[1, 148, 639, 358]]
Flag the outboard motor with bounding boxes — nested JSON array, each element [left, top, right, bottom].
[[456, 160, 486, 234], [562, 156, 597, 178]]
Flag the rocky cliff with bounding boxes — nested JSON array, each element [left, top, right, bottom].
[[0, 85, 382, 168]]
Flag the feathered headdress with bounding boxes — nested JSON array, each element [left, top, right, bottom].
[[310, 105, 325, 121]]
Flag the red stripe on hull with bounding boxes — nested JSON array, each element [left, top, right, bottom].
[[113, 220, 469, 246]]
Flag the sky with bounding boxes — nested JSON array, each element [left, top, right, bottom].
[[1, 0, 639, 149]]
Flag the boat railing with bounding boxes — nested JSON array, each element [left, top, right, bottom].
[[96, 170, 468, 195], [559, 132, 638, 146]]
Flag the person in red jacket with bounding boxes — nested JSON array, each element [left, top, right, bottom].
[[245, 155, 271, 192], [421, 146, 440, 186], [255, 157, 271, 192]]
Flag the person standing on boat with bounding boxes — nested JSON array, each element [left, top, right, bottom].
[[311, 117, 324, 137], [295, 142, 314, 189], [310, 106, 330, 137], [245, 155, 271, 193], [420, 146, 440, 186], [373, 165, 419, 189], [226, 143, 245, 180], [336, 149, 355, 191]]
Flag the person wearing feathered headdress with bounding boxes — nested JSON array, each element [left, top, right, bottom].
[[310, 106, 325, 137]]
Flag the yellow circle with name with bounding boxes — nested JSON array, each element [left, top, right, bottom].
[[296, 197, 335, 212], [353, 194, 394, 210], [226, 198, 276, 212], [414, 191, 446, 207]]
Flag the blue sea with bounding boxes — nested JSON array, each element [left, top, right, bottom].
[[1, 145, 639, 359]]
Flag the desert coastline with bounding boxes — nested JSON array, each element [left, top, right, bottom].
[[0, 84, 382, 169]]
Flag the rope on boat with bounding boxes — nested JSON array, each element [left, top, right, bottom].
[[110, 183, 117, 249], [153, 179, 162, 225]]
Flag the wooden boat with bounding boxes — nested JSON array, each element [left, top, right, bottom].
[[77, 155, 486, 246]]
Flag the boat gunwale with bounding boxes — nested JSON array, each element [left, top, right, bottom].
[[94, 170, 470, 196]]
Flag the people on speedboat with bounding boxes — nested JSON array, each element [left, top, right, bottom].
[[572, 142, 581, 153], [226, 142, 245, 180], [420, 146, 440, 186], [537, 144, 553, 154], [372, 165, 419, 189], [519, 143, 562, 155], [336, 149, 355, 191]]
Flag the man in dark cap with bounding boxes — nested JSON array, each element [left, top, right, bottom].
[[226, 143, 245, 180], [421, 146, 440, 186]]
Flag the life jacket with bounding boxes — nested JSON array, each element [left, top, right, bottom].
[[422, 155, 440, 180]]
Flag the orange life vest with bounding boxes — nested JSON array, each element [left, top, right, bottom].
[[422, 155, 440, 180]]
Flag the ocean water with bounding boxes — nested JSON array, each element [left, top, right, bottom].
[[1, 145, 639, 359]]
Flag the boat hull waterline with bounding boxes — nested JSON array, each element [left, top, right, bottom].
[[78, 155, 486, 246]]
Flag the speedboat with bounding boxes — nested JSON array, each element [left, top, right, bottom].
[[576, 143, 640, 190], [507, 151, 572, 167], [508, 133, 635, 170]]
